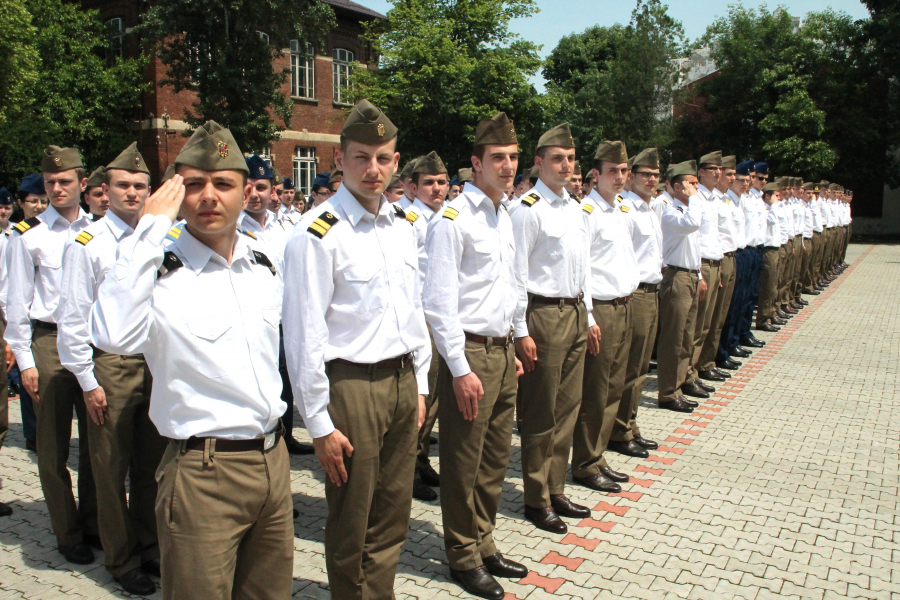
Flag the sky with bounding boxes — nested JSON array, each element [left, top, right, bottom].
[[354, 0, 872, 89]]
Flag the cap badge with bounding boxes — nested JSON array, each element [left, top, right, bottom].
[[325, 213, 333, 219], [377, 123, 385, 137], [54, 157, 62, 167], [134, 157, 141, 167], [259, 166, 265, 175], [217, 141, 228, 158]]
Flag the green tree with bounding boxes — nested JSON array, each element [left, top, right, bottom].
[[543, 0, 685, 165], [0, 0, 39, 126], [861, 0, 900, 187], [0, 0, 147, 185], [140, 0, 335, 154], [353, 0, 545, 171]]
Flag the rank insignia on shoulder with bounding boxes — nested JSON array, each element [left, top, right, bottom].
[[616, 194, 624, 202], [619, 205, 630, 213], [442, 207, 459, 220], [252, 250, 277, 276], [166, 226, 182, 241], [676, 206, 684, 213], [392, 204, 407, 219], [582, 203, 594, 214], [406, 211, 419, 224], [157, 251, 184, 279], [14, 217, 41, 235], [308, 211, 339, 239], [75, 232, 94, 246], [240, 228, 257, 240], [726, 198, 731, 204], [521, 192, 541, 207]]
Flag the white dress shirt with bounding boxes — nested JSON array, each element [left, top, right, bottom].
[[282, 185, 432, 439], [5, 204, 92, 370], [696, 185, 724, 260], [399, 195, 414, 211], [746, 189, 766, 246], [57, 211, 134, 392], [422, 185, 517, 377], [620, 192, 663, 284], [660, 196, 703, 272], [763, 204, 782, 247], [716, 189, 739, 253], [583, 190, 640, 302], [90, 214, 285, 440], [405, 198, 439, 292], [772, 202, 791, 245], [801, 201, 814, 239], [650, 192, 671, 221], [727, 190, 747, 249], [238, 210, 287, 266], [509, 179, 591, 338], [0, 231, 8, 319]]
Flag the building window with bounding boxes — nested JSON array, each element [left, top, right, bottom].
[[293, 147, 316, 197], [291, 41, 315, 99], [106, 17, 124, 63], [257, 146, 273, 167], [333, 48, 354, 104], [257, 31, 269, 44]]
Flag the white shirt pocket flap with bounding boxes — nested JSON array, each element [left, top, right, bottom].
[[344, 264, 379, 282], [473, 239, 497, 254], [189, 319, 232, 342]]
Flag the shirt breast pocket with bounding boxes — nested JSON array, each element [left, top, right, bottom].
[[342, 263, 385, 314], [472, 239, 498, 277], [188, 319, 235, 378]]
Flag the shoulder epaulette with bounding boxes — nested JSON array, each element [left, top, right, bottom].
[[393, 204, 408, 220], [664, 198, 670, 204], [252, 250, 277, 276], [582, 203, 594, 214], [442, 207, 459, 220], [308, 211, 339, 239], [406, 211, 419, 224], [616, 194, 624, 202], [157, 251, 183, 279], [166, 226, 182, 241], [75, 231, 94, 246], [14, 217, 41, 235], [619, 204, 630, 213], [676, 206, 684, 213], [521, 192, 541, 207], [240, 228, 257, 240]]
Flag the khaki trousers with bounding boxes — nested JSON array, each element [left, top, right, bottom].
[[791, 236, 803, 299], [699, 254, 735, 371], [415, 331, 441, 474], [89, 350, 166, 576], [32, 327, 98, 547], [439, 340, 517, 570], [517, 299, 587, 509], [155, 437, 293, 600], [572, 300, 632, 478], [325, 360, 418, 600], [613, 287, 657, 442], [757, 247, 781, 325], [800, 238, 814, 290], [814, 231, 826, 282], [776, 244, 791, 306], [0, 322, 7, 451], [657, 269, 700, 402], [686, 262, 720, 384]]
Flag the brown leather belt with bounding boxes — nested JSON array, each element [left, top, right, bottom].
[[638, 282, 659, 292], [532, 292, 584, 306], [596, 295, 632, 305], [32, 320, 57, 332], [723, 251, 735, 257], [701, 258, 721, 267], [331, 353, 413, 371], [184, 423, 283, 453], [464, 331, 513, 347], [667, 265, 700, 274]]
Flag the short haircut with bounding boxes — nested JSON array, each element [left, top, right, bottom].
[[105, 169, 151, 186], [672, 174, 689, 187], [75, 167, 86, 181], [412, 172, 447, 185], [312, 184, 327, 194], [472, 145, 487, 161]]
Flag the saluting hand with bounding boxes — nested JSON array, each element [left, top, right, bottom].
[[140, 175, 185, 223], [84, 387, 107, 426], [453, 373, 484, 421], [587, 324, 601, 355], [314, 430, 354, 487], [515, 336, 538, 372]]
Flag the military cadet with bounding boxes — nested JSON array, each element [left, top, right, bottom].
[[743, 162, 770, 335], [268, 167, 284, 215], [84, 167, 109, 220], [458, 167, 474, 193], [448, 176, 462, 201], [756, 181, 784, 331], [91, 121, 292, 599], [5, 146, 99, 563], [681, 151, 724, 400], [790, 178, 810, 310], [650, 176, 671, 220], [238, 156, 287, 262], [423, 111, 527, 600], [0, 187, 13, 234], [56, 143, 166, 594], [511, 123, 592, 534], [610, 148, 663, 457], [385, 171, 405, 203], [399, 157, 422, 210], [771, 177, 794, 321], [514, 169, 533, 198], [284, 100, 431, 600], [565, 160, 583, 200], [282, 176, 296, 209], [730, 160, 766, 350], [807, 183, 827, 294], [656, 160, 704, 413], [14, 174, 49, 221], [328, 170, 343, 192], [309, 171, 334, 210], [571, 140, 640, 494], [276, 177, 300, 230], [404, 150, 450, 502]]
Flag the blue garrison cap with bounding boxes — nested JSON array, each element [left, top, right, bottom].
[[245, 155, 273, 180], [754, 162, 768, 175], [735, 160, 752, 176], [19, 174, 46, 196], [514, 174, 523, 187], [283, 177, 294, 190], [449, 176, 460, 186], [0, 188, 12, 205], [313, 172, 330, 188]]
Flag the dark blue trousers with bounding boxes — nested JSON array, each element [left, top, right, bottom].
[[717, 248, 749, 361], [738, 246, 763, 339]]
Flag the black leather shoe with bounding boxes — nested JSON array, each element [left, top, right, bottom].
[[696, 380, 715, 393], [790, 302, 804, 310], [745, 334, 765, 345], [430, 435, 438, 445], [698, 369, 726, 382], [607, 439, 649, 459], [293, 507, 299, 518], [803, 288, 820, 295], [730, 347, 751, 358], [713, 368, 731, 379], [524, 505, 567, 533], [771, 316, 788, 325], [450, 566, 504, 599], [782, 305, 798, 315], [634, 434, 658, 450], [681, 381, 709, 399], [797, 298, 809, 306], [658, 398, 694, 413], [740, 337, 765, 348], [573, 473, 621, 493], [84, 533, 103, 551], [116, 567, 156, 596], [419, 463, 440, 487], [142, 557, 161, 577], [483, 553, 528, 579], [59, 542, 94, 565], [599, 465, 630, 482], [683, 398, 700, 408], [775, 308, 788, 319], [285, 438, 315, 455], [25, 439, 37, 453], [757, 323, 780, 332], [717, 359, 741, 370], [0, 501, 12, 517], [413, 478, 437, 501], [550, 494, 591, 518]]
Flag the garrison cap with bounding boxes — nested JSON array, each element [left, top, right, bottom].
[[627, 156, 635, 169], [272, 165, 284, 185], [763, 182, 781, 192], [631, 148, 659, 170], [754, 162, 769, 175], [573, 161, 582, 176], [722, 155, 736, 170], [458, 168, 473, 183], [528, 166, 539, 181], [414, 151, 448, 175], [735, 160, 753, 175], [41, 145, 83, 173], [313, 172, 330, 188], [802, 182, 815, 191], [340, 99, 397, 145], [594, 140, 628, 164], [174, 121, 248, 173], [793, 177, 803, 187], [775, 176, 789, 187], [449, 176, 460, 186], [698, 150, 723, 168], [328, 171, 342, 185], [473, 112, 518, 147], [388, 172, 402, 188], [160, 164, 176, 184], [106, 142, 150, 175], [245, 155, 273, 180], [668, 160, 698, 181], [656, 182, 666, 192], [401, 157, 421, 180], [19, 174, 45, 196], [86, 167, 106, 189], [283, 177, 294, 190], [0, 187, 12, 205], [819, 180, 830, 187], [537, 123, 575, 150]]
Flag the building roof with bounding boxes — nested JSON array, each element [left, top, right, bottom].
[[323, 0, 385, 19]]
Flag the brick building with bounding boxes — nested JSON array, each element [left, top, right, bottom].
[[83, 0, 385, 196]]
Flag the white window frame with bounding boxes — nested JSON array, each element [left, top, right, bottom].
[[293, 147, 316, 197], [332, 48, 354, 104], [290, 40, 315, 99], [106, 17, 125, 62]]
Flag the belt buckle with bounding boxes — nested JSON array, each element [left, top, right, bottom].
[[264, 431, 276, 451], [400, 354, 409, 368]]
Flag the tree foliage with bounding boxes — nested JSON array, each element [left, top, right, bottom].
[[140, 0, 335, 154], [0, 0, 146, 185], [0, 0, 40, 126], [352, 0, 545, 171], [542, 0, 685, 166]]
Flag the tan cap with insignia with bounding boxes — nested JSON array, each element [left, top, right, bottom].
[[388, 171, 402, 188], [414, 151, 448, 175], [458, 168, 474, 183], [802, 182, 815, 191], [631, 148, 659, 170], [473, 112, 518, 148], [699, 150, 723, 168], [763, 182, 781, 192], [594, 140, 628, 164], [106, 142, 150, 175], [340, 99, 398, 145], [41, 145, 83, 173], [174, 121, 249, 173], [721, 155, 736, 170], [528, 165, 539, 180], [537, 123, 575, 150], [667, 159, 698, 181], [401, 156, 422, 180], [573, 160, 582, 176], [86, 167, 106, 188]]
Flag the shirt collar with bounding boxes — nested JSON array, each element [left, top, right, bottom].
[[673, 196, 690, 211], [103, 210, 134, 241], [534, 178, 569, 205], [238, 210, 277, 233], [726, 189, 740, 202], [626, 191, 648, 209], [698, 183, 714, 199], [332, 183, 393, 227], [411, 198, 437, 220], [176, 226, 254, 273], [464, 183, 498, 211], [588, 188, 616, 211], [41, 204, 89, 228]]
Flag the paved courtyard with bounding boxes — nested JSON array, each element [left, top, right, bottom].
[[1, 242, 897, 599]]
